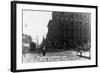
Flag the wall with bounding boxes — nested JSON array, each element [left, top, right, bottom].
[[0, 0, 99, 73]]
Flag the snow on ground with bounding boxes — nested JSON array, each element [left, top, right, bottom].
[[23, 51, 90, 63]]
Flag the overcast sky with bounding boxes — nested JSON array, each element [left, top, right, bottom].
[[23, 10, 52, 44]]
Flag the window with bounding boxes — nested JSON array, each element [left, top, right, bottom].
[[86, 20, 89, 24], [66, 17, 68, 21], [76, 18, 78, 22]]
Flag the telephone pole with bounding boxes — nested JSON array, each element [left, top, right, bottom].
[[36, 36, 39, 48]]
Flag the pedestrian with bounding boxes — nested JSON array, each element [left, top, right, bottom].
[[80, 49, 82, 56], [43, 46, 46, 56]]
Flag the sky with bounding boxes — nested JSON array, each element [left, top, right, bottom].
[[23, 10, 52, 45]]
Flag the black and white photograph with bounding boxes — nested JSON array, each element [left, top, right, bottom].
[[22, 10, 91, 63], [11, 1, 97, 72]]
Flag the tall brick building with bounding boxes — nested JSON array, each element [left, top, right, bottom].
[[46, 12, 91, 49]]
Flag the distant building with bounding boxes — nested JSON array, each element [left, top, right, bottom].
[[46, 12, 91, 49], [22, 34, 36, 52], [30, 42, 36, 51]]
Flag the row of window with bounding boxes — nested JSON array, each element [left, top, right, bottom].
[[60, 17, 89, 24]]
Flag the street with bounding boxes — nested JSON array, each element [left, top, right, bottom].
[[23, 50, 90, 63]]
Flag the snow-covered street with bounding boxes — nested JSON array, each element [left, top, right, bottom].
[[23, 51, 90, 63]]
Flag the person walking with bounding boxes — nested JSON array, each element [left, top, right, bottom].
[[43, 46, 46, 56]]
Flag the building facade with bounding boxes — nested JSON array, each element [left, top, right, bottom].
[[46, 12, 91, 49]]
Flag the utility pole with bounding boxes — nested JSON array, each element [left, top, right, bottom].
[[36, 36, 39, 48]]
